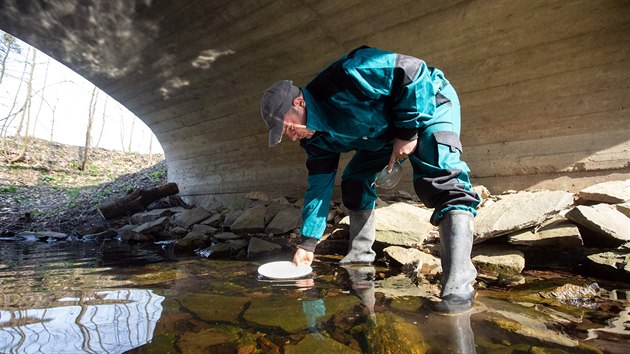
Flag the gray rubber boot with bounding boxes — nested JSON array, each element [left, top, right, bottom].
[[339, 210, 377, 264], [435, 210, 477, 314]]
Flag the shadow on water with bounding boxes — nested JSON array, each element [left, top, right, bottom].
[[0, 240, 628, 353]]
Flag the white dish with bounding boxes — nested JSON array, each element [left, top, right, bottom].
[[258, 261, 312, 279]]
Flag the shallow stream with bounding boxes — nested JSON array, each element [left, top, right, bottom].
[[0, 240, 628, 353]]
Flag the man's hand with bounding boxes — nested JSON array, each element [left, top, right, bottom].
[[293, 248, 314, 266], [388, 138, 417, 172]]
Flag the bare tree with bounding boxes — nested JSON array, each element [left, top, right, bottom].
[[118, 107, 126, 152], [127, 117, 135, 152], [7, 48, 36, 163], [0, 45, 29, 141], [0, 32, 21, 85], [31, 57, 50, 138], [79, 85, 98, 171], [95, 96, 108, 148], [148, 133, 153, 162]]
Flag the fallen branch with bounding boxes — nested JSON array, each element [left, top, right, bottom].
[[97, 182, 179, 220]]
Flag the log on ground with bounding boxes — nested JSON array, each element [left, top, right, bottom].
[[97, 182, 179, 220]]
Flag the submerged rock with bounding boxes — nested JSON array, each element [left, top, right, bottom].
[[244, 296, 359, 333], [178, 327, 239, 354], [284, 333, 359, 354], [364, 312, 429, 354], [538, 283, 599, 306], [180, 293, 248, 324]]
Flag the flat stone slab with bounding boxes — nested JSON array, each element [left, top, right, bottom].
[[340, 203, 436, 247], [474, 191, 575, 243], [616, 202, 630, 218], [383, 246, 440, 270], [578, 180, 630, 204], [566, 204, 630, 245], [247, 237, 282, 258], [132, 216, 169, 233], [586, 250, 630, 280], [231, 205, 266, 233], [130, 207, 185, 224], [214, 232, 240, 241], [265, 206, 302, 234], [472, 245, 526, 274], [508, 218, 583, 248], [171, 207, 211, 229]]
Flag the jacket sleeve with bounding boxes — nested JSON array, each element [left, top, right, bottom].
[[342, 48, 437, 141], [299, 142, 340, 240]]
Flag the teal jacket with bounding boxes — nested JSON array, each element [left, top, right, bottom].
[[299, 46, 450, 240]]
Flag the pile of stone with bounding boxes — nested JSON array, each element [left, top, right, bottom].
[[382, 180, 629, 284], [12, 180, 629, 283]]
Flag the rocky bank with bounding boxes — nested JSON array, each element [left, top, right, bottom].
[[6, 178, 629, 286]]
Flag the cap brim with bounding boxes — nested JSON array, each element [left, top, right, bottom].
[[268, 124, 283, 147]]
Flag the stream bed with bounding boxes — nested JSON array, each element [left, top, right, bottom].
[[0, 240, 628, 353]]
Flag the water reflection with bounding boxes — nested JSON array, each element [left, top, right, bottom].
[[1, 240, 628, 353], [342, 265, 376, 318], [0, 289, 164, 354]]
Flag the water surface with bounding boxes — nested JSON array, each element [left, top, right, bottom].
[[0, 240, 628, 353]]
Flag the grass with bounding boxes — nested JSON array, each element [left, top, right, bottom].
[[1, 185, 18, 193]]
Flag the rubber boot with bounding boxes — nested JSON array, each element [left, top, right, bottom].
[[339, 210, 376, 264], [434, 210, 477, 315]]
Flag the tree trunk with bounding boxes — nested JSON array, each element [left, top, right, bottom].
[[79, 86, 98, 171], [97, 182, 179, 220], [7, 48, 36, 164], [127, 118, 135, 152], [95, 96, 108, 148]]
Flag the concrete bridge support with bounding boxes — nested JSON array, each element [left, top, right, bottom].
[[1, 0, 628, 206]]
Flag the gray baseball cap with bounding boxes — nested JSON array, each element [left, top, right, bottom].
[[260, 80, 300, 147]]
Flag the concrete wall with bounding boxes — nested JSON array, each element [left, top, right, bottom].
[[1, 0, 628, 205]]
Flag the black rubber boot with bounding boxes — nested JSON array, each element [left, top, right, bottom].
[[435, 210, 477, 315], [340, 210, 376, 264]]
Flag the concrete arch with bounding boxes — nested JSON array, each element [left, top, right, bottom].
[[1, 0, 628, 207]]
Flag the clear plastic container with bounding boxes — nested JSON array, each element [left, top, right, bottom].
[[375, 160, 403, 189]]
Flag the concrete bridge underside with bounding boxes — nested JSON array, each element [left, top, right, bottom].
[[1, 0, 629, 207]]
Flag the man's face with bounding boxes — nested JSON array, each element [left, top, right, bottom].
[[283, 105, 313, 142]]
